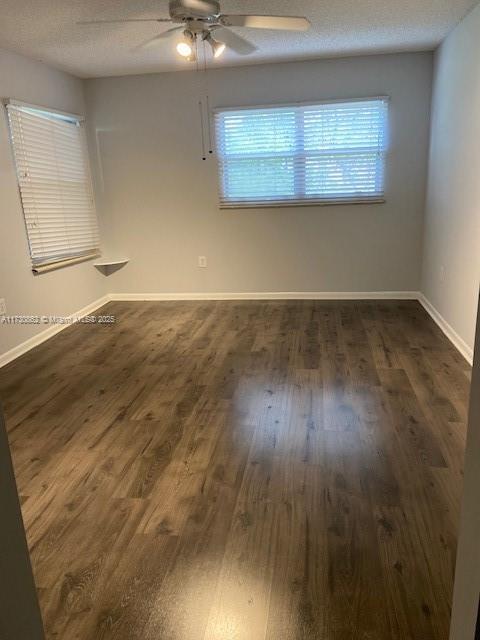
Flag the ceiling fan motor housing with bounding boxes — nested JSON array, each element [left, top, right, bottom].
[[169, 0, 220, 21]]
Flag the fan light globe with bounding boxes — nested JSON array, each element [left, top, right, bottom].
[[176, 41, 193, 57], [213, 41, 226, 57], [203, 32, 226, 58]]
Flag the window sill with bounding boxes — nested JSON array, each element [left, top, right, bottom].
[[32, 252, 100, 274], [219, 198, 386, 210]]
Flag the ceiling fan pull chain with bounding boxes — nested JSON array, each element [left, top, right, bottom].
[[196, 39, 209, 160], [200, 40, 213, 155], [198, 100, 207, 160], [195, 38, 200, 72], [206, 94, 213, 154]]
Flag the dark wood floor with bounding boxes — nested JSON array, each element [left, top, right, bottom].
[[0, 300, 471, 640]]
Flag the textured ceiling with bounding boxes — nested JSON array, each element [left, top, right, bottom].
[[0, 0, 478, 78]]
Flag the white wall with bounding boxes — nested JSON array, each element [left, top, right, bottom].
[[85, 52, 433, 296], [450, 294, 480, 640], [421, 3, 480, 354], [427, 7, 480, 632], [0, 48, 106, 359]]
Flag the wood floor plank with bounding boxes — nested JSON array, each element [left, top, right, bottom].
[[86, 533, 180, 640], [0, 299, 469, 640]]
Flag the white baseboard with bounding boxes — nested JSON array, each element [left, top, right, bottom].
[[418, 294, 473, 365], [108, 291, 420, 302], [0, 295, 110, 369], [1, 291, 472, 368]]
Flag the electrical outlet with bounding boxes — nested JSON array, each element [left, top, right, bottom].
[[0, 298, 6, 316], [440, 265, 446, 283], [198, 256, 207, 268]]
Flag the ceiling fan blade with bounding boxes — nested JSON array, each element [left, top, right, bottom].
[[78, 18, 171, 25], [179, 0, 216, 16], [219, 15, 311, 31], [213, 27, 257, 55], [134, 27, 183, 50]]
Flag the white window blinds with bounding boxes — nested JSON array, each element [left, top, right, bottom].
[[6, 102, 100, 271], [214, 98, 389, 208]]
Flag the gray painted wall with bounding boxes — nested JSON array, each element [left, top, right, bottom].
[[0, 47, 106, 359], [84, 52, 433, 296], [421, 3, 480, 353]]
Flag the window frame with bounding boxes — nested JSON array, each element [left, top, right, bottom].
[[214, 96, 390, 209], [4, 99, 101, 274]]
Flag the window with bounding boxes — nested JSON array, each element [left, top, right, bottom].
[[5, 101, 100, 273], [214, 98, 389, 208]]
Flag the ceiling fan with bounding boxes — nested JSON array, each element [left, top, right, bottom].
[[79, 0, 311, 62]]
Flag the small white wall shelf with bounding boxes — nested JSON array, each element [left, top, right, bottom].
[[93, 257, 129, 276], [93, 258, 129, 267]]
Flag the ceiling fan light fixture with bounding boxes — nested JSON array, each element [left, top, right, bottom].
[[203, 31, 226, 58], [212, 39, 226, 58], [176, 30, 196, 59], [78, 3, 311, 65], [176, 41, 192, 56]]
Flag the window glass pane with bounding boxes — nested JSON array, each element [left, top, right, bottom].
[[6, 103, 100, 267], [215, 99, 388, 206], [303, 103, 385, 152], [223, 157, 295, 200], [305, 153, 383, 197], [222, 110, 297, 156]]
